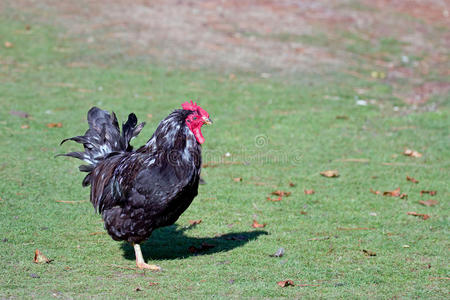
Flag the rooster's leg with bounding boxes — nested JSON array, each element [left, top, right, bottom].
[[132, 243, 161, 271]]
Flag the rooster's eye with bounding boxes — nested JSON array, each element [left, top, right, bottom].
[[193, 117, 197, 120]]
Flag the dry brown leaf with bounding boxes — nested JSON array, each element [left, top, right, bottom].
[[289, 182, 296, 187], [252, 220, 266, 228], [407, 212, 430, 220], [146, 113, 153, 119], [419, 200, 438, 207], [363, 249, 377, 256], [403, 149, 422, 158], [370, 188, 381, 195], [420, 190, 437, 196], [304, 189, 315, 195], [188, 219, 202, 225], [406, 176, 419, 184], [336, 115, 349, 120], [383, 187, 401, 197], [46, 122, 62, 128], [271, 190, 291, 197], [4, 41, 13, 48], [277, 280, 294, 287], [399, 193, 408, 199], [233, 177, 242, 182], [148, 282, 159, 286], [33, 249, 52, 264], [21, 124, 30, 129], [300, 211, 307, 215], [320, 170, 339, 178], [267, 196, 282, 202]]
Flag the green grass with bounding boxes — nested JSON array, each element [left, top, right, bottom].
[[1, 17, 449, 299]]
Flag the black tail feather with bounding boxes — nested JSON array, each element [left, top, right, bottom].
[[58, 107, 145, 186]]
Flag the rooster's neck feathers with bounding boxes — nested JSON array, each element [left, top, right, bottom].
[[140, 109, 201, 167]]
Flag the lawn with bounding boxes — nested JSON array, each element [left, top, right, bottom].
[[0, 7, 449, 299]]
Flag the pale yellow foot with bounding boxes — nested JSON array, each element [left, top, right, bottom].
[[136, 261, 161, 271], [133, 242, 161, 271]]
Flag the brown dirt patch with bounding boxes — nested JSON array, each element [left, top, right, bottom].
[[4, 0, 449, 104]]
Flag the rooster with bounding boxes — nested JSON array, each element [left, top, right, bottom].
[[59, 101, 211, 270]]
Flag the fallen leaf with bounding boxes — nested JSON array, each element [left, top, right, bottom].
[[10, 110, 30, 118], [135, 287, 142, 292], [148, 282, 159, 286], [300, 211, 307, 215], [406, 176, 419, 184], [188, 219, 202, 225], [370, 188, 381, 195], [363, 249, 376, 256], [383, 187, 401, 197], [420, 190, 437, 196], [21, 124, 30, 129], [25, 25, 31, 30], [407, 212, 430, 220], [399, 193, 408, 199], [33, 249, 52, 264], [266, 196, 282, 202], [336, 115, 349, 120], [146, 113, 153, 119], [304, 189, 315, 195], [419, 200, 438, 207], [271, 190, 291, 197], [320, 170, 339, 178], [4, 41, 13, 48], [46, 122, 62, 128], [403, 149, 422, 158], [252, 220, 266, 228], [289, 182, 296, 187], [233, 177, 242, 182], [277, 280, 294, 287], [269, 247, 285, 257]]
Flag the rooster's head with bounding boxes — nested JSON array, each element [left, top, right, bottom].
[[182, 101, 212, 144]]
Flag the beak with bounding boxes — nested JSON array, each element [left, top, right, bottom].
[[203, 116, 213, 125]]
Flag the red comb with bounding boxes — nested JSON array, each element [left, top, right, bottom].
[[181, 100, 198, 111], [181, 100, 209, 117]]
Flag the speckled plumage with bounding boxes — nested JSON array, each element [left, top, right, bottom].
[[60, 107, 202, 243]]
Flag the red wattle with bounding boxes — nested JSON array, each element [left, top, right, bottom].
[[193, 127, 205, 144]]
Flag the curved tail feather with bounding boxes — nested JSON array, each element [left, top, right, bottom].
[[58, 107, 145, 186]]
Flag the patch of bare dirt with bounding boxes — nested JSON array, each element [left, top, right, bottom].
[[5, 0, 449, 104]]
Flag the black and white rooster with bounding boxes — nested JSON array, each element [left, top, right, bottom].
[[59, 101, 211, 270]]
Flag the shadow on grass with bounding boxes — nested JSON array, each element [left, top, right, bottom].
[[120, 225, 268, 261]]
